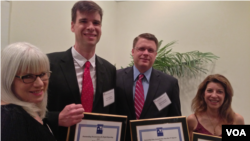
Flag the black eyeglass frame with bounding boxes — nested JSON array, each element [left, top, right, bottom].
[[15, 71, 52, 84]]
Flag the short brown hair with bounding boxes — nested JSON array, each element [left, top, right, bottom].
[[191, 74, 235, 124], [133, 33, 159, 50], [71, 1, 103, 23]]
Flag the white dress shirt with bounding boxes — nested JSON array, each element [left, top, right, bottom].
[[71, 47, 96, 96]]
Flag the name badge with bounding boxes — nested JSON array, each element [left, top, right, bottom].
[[103, 89, 115, 107], [153, 92, 171, 111]]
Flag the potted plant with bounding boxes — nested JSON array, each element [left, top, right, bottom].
[[127, 40, 219, 77]]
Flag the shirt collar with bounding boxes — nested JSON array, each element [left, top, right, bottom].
[[71, 46, 96, 68], [133, 65, 152, 82]]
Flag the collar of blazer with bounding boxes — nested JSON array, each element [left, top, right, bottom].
[[58, 48, 106, 105]]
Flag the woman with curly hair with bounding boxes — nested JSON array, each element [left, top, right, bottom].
[[187, 74, 244, 139]]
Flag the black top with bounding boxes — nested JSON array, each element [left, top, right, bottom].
[[1, 104, 56, 141]]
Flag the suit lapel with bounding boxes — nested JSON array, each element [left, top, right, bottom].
[[60, 48, 81, 104], [123, 67, 136, 119], [93, 56, 105, 110], [140, 69, 161, 118]]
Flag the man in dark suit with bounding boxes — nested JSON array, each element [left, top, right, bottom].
[[46, 1, 116, 141], [116, 33, 181, 141]]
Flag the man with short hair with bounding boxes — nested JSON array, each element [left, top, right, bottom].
[[46, 1, 116, 141], [116, 33, 181, 141]]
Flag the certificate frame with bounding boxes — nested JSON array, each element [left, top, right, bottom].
[[130, 116, 190, 141], [193, 132, 221, 141], [67, 112, 127, 141]]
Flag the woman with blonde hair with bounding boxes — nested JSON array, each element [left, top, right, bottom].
[[187, 74, 244, 139], [1, 42, 56, 141]]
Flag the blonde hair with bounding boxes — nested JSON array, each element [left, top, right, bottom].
[[1, 42, 50, 118]]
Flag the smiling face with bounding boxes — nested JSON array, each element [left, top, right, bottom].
[[71, 10, 102, 48], [12, 72, 48, 104], [204, 82, 226, 110], [132, 37, 157, 73]]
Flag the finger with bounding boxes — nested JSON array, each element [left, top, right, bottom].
[[75, 107, 85, 113], [66, 103, 76, 108], [66, 104, 83, 112], [62, 103, 76, 112], [69, 107, 85, 115], [72, 114, 84, 120], [74, 104, 83, 109], [67, 103, 79, 109]]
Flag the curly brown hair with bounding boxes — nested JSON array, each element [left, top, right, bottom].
[[191, 74, 235, 124]]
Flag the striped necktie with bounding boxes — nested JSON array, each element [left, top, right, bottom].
[[134, 74, 144, 119]]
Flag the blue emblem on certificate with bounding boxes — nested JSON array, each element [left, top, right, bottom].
[[157, 127, 163, 136], [96, 124, 104, 134]]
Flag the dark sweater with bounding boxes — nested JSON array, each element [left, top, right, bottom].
[[1, 104, 56, 141]]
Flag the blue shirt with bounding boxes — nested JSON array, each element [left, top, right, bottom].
[[133, 66, 152, 100]]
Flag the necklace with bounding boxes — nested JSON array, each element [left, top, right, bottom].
[[206, 112, 220, 135]]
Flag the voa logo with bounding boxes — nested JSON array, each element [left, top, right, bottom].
[[226, 129, 246, 136]]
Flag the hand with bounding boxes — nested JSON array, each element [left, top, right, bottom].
[[58, 104, 84, 127]]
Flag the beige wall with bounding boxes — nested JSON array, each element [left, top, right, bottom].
[[7, 1, 250, 123], [9, 1, 117, 64], [1, 1, 10, 48], [115, 1, 250, 124]]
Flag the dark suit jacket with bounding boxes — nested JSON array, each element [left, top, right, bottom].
[[46, 48, 116, 141], [116, 67, 181, 141]]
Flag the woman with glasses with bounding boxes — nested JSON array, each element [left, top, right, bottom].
[[187, 74, 244, 140], [1, 42, 56, 141]]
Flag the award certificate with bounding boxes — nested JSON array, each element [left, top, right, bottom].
[[74, 119, 121, 141], [67, 112, 127, 141], [193, 132, 221, 141], [130, 116, 189, 141], [136, 122, 184, 141]]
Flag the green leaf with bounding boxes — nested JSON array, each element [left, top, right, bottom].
[[123, 40, 219, 78]]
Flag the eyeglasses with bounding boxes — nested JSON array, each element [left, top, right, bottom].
[[15, 71, 52, 84], [135, 47, 156, 53]]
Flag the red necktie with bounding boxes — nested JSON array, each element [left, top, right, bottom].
[[134, 74, 144, 119], [81, 61, 94, 112]]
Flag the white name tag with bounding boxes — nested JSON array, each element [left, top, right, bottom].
[[103, 89, 115, 107], [153, 92, 171, 111]]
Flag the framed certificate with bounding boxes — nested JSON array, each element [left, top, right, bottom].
[[67, 112, 127, 141], [130, 116, 190, 141], [193, 132, 221, 141]]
